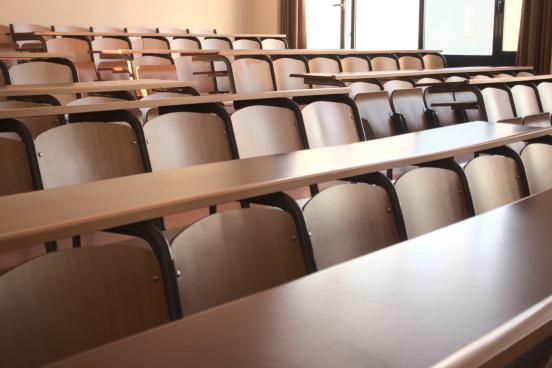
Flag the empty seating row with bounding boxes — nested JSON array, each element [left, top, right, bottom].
[[1, 114, 549, 367]]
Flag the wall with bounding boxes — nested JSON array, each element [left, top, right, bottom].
[[0, 0, 279, 33]]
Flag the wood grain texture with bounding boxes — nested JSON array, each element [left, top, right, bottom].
[[171, 208, 307, 315], [35, 123, 144, 189], [232, 105, 304, 158], [391, 88, 431, 132], [398, 55, 423, 70], [231, 58, 275, 93], [395, 167, 470, 238], [0, 246, 169, 368], [0, 122, 550, 252], [15, 31, 286, 39], [301, 101, 360, 148], [0, 88, 350, 118], [303, 183, 401, 269], [423, 54, 446, 69], [521, 144, 552, 194], [291, 66, 535, 82], [0, 79, 198, 97], [44, 189, 552, 368], [0, 137, 33, 196], [464, 155, 525, 214], [144, 112, 233, 171], [219, 49, 442, 57], [354, 91, 397, 138], [0, 100, 60, 137]]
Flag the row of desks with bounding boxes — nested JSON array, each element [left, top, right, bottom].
[[291, 66, 535, 85], [0, 121, 550, 367], [8, 31, 287, 39], [46, 187, 552, 367], [0, 121, 550, 251]]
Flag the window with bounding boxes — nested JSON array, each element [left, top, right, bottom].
[[424, 0, 495, 55], [304, 0, 524, 62], [305, 0, 342, 48], [356, 0, 419, 50], [502, 0, 523, 52]]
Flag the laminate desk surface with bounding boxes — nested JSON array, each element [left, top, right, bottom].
[[291, 66, 535, 82], [218, 49, 443, 57], [93, 49, 218, 56], [0, 51, 76, 59], [45, 188, 552, 368], [0, 79, 198, 97], [467, 74, 552, 85], [10, 31, 287, 39], [0, 122, 549, 252], [0, 87, 350, 118]]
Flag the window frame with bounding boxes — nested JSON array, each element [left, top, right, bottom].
[[342, 0, 519, 66]]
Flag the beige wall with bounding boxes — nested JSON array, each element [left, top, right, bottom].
[[0, 0, 279, 33]]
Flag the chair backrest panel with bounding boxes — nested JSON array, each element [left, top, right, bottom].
[[464, 155, 525, 214], [231, 58, 275, 93], [395, 167, 470, 238], [302, 101, 360, 148], [341, 56, 370, 72], [9, 61, 77, 105], [0, 137, 34, 196], [481, 87, 515, 123], [232, 39, 261, 50], [200, 38, 232, 92], [0, 101, 60, 138], [370, 56, 398, 71], [46, 38, 91, 63], [273, 57, 309, 90], [355, 91, 397, 139], [174, 56, 215, 93], [391, 88, 430, 132], [349, 82, 382, 98], [398, 55, 423, 70], [538, 82, 552, 113], [383, 80, 414, 93], [303, 183, 401, 269], [423, 54, 445, 69], [261, 38, 287, 50], [232, 105, 304, 158], [308, 57, 340, 73], [144, 112, 233, 171], [35, 123, 144, 188], [171, 208, 307, 315], [0, 246, 169, 368], [521, 143, 552, 194], [511, 84, 541, 117]]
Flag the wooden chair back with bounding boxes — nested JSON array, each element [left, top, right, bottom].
[[370, 56, 398, 71], [538, 82, 552, 113], [232, 39, 261, 50], [521, 143, 552, 194], [0, 246, 169, 368], [464, 155, 527, 214], [341, 56, 370, 72], [398, 55, 423, 70], [144, 111, 234, 171], [481, 87, 516, 123], [383, 79, 414, 93], [171, 208, 307, 315], [395, 167, 472, 238], [301, 100, 361, 148], [355, 91, 400, 139], [423, 54, 446, 69], [231, 57, 275, 93], [349, 81, 382, 99], [0, 100, 61, 138], [232, 104, 305, 158], [261, 38, 287, 50], [8, 59, 78, 105], [391, 88, 432, 132], [200, 37, 232, 92], [510, 84, 542, 117], [0, 136, 34, 196], [273, 57, 310, 90], [303, 181, 404, 269], [35, 122, 145, 188], [174, 56, 215, 93]]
